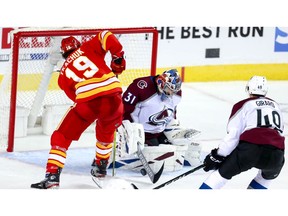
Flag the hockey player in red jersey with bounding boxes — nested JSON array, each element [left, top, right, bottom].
[[31, 30, 126, 189], [200, 76, 285, 189]]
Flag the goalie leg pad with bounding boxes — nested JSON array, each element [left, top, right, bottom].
[[107, 146, 176, 172], [142, 144, 187, 172], [107, 144, 187, 173], [115, 120, 145, 157], [174, 144, 189, 171], [184, 142, 202, 167], [189, 142, 202, 152]]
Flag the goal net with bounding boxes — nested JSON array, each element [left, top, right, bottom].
[[0, 27, 158, 152]]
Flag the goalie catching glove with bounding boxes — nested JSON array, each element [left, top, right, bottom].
[[110, 51, 126, 75], [203, 148, 226, 172]]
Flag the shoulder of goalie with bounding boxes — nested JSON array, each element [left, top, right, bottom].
[[164, 119, 203, 167]]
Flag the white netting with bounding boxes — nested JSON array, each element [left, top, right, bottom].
[[0, 27, 157, 151]]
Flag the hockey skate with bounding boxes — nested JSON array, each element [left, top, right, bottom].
[[91, 159, 108, 178], [31, 169, 61, 189], [91, 158, 96, 167]]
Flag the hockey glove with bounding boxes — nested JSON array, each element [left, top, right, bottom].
[[203, 148, 226, 172], [110, 51, 126, 75]]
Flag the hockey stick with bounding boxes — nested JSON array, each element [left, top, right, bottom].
[[131, 163, 204, 189], [112, 130, 117, 177], [136, 142, 164, 184], [92, 142, 164, 189]]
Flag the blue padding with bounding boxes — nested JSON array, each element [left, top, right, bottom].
[[199, 182, 212, 189], [248, 179, 267, 189]]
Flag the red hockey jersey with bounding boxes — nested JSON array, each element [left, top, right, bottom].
[[58, 30, 123, 102]]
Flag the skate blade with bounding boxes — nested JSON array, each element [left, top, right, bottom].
[[91, 176, 105, 189]]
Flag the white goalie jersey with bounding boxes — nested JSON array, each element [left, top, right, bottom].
[[109, 75, 203, 173]]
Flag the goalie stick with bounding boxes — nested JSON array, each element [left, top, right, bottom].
[[131, 163, 204, 189], [136, 141, 164, 184]]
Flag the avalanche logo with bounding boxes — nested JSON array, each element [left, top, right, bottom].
[[274, 27, 288, 52], [147, 107, 173, 126]]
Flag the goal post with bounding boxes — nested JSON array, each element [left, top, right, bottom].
[[0, 27, 158, 152]]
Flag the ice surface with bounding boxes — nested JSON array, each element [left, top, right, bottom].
[[1, 81, 287, 215]]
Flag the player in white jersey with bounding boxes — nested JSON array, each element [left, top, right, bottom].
[[200, 76, 285, 189], [120, 69, 202, 172], [123, 69, 182, 146]]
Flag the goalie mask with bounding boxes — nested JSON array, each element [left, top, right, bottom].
[[245, 75, 268, 96], [60, 36, 81, 56], [156, 69, 182, 101]]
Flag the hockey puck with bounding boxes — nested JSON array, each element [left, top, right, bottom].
[[140, 168, 147, 176]]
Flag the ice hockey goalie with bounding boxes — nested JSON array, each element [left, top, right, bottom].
[[109, 119, 202, 173]]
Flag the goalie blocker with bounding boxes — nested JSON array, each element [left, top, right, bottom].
[[106, 120, 202, 173]]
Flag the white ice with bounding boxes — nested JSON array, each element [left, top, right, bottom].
[[1, 81, 287, 215]]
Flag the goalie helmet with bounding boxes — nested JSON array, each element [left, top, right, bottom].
[[60, 36, 81, 55], [156, 69, 182, 101], [245, 75, 268, 96]]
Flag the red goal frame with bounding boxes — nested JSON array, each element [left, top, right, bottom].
[[6, 27, 158, 152]]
